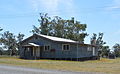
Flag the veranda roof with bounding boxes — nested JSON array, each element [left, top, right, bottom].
[[23, 42, 43, 47]]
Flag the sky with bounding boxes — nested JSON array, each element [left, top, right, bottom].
[[0, 0, 120, 48]]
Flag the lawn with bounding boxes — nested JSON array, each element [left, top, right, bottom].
[[0, 56, 120, 74]]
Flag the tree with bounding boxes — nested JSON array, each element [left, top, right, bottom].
[[31, 13, 51, 35], [1, 31, 17, 56], [51, 16, 65, 37], [91, 33, 106, 47], [0, 47, 3, 55], [31, 13, 88, 42], [0, 27, 3, 44], [113, 43, 120, 57], [65, 17, 88, 42], [38, 13, 51, 35], [0, 27, 24, 55], [17, 33, 24, 55], [90, 33, 106, 57], [90, 33, 97, 45], [31, 25, 41, 34], [101, 46, 110, 57], [0, 27, 3, 54]]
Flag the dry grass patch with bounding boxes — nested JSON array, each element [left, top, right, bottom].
[[0, 56, 120, 74]]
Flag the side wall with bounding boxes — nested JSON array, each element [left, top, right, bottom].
[[77, 45, 98, 58]]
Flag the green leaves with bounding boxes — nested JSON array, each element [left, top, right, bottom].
[[91, 32, 106, 46], [91, 33, 108, 57], [0, 31, 24, 56], [31, 13, 88, 42], [31, 25, 41, 34], [0, 31, 17, 55], [17, 33, 24, 43], [38, 13, 51, 35], [101, 46, 110, 57], [113, 43, 120, 57]]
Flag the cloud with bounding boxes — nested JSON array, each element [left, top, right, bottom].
[[108, 6, 120, 10], [28, 0, 76, 16], [107, 0, 120, 10]]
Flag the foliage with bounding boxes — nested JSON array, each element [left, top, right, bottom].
[[31, 13, 88, 42], [90, 33, 107, 57], [0, 47, 3, 55], [0, 27, 3, 32], [0, 31, 17, 56], [17, 33, 25, 55], [101, 46, 110, 57], [91, 33, 106, 46], [0, 31, 24, 56], [50, 16, 65, 37], [113, 43, 120, 57], [0, 27, 3, 45], [31, 25, 41, 34]]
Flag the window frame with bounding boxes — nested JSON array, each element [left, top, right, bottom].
[[62, 44, 70, 51], [44, 45, 50, 51]]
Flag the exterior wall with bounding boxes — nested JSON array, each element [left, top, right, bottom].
[[94, 47, 99, 56], [41, 42, 77, 59], [50, 43, 77, 58], [77, 45, 98, 58], [77, 45, 92, 58], [20, 35, 98, 59]]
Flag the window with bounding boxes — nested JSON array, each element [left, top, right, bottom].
[[44, 46, 50, 51], [62, 44, 70, 51]]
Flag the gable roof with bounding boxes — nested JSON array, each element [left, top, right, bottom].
[[21, 34, 97, 47], [37, 34, 77, 43]]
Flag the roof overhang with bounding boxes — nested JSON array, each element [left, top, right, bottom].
[[23, 42, 43, 47]]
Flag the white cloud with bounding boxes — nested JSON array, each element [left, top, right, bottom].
[[107, 0, 120, 10], [28, 0, 76, 16], [108, 6, 120, 10]]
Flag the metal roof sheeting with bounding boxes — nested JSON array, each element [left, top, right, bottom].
[[38, 34, 77, 43]]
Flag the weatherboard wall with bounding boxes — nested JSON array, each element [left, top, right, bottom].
[[20, 35, 98, 59]]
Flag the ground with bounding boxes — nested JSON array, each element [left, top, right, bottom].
[[0, 65, 104, 74], [0, 56, 120, 74]]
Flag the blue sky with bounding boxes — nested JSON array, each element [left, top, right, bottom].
[[0, 0, 120, 48]]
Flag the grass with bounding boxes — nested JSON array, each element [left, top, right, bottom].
[[0, 56, 120, 74]]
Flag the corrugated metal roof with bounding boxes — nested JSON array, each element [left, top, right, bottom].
[[38, 34, 77, 43]]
